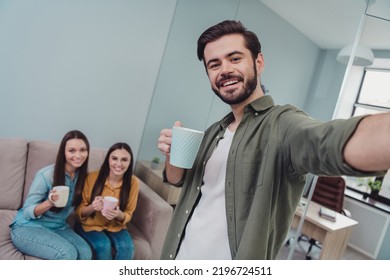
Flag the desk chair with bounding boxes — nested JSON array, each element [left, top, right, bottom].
[[298, 176, 348, 259]]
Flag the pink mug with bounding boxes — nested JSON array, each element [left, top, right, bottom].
[[103, 196, 118, 212]]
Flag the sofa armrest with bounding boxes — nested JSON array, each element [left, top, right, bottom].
[[130, 178, 173, 259]]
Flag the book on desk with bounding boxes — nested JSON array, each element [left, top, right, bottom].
[[319, 207, 337, 221]]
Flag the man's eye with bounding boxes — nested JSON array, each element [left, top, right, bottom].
[[231, 57, 241, 62], [209, 63, 220, 70]]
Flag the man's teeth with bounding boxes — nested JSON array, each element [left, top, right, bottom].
[[223, 80, 238, 86]]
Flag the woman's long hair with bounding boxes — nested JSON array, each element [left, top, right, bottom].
[[90, 142, 134, 211], [52, 130, 90, 211]]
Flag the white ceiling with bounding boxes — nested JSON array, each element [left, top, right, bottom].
[[259, 0, 390, 50]]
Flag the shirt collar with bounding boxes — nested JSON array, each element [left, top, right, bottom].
[[219, 95, 275, 129], [65, 170, 79, 181], [248, 95, 275, 112], [104, 178, 123, 189]]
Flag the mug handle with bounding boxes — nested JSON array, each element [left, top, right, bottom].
[[48, 192, 55, 204]]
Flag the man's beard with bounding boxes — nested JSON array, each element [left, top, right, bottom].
[[212, 67, 258, 105]]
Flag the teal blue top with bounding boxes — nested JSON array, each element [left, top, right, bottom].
[[12, 164, 78, 230]]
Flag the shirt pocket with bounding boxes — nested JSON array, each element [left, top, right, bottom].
[[241, 146, 268, 194]]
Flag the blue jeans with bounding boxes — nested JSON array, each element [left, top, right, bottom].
[[75, 223, 134, 260], [11, 225, 92, 260]]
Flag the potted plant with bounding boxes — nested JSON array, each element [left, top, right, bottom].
[[151, 157, 160, 170], [368, 178, 382, 198]]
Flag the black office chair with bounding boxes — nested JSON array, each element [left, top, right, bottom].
[[298, 176, 348, 259]]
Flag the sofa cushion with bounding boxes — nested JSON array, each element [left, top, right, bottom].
[[23, 141, 59, 202], [0, 138, 28, 210], [132, 179, 173, 259], [0, 210, 24, 260], [128, 223, 152, 260], [23, 141, 107, 203], [87, 147, 107, 173]]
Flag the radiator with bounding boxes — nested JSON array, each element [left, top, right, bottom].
[[344, 196, 389, 259]]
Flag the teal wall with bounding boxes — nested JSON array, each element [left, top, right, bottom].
[[0, 0, 177, 157], [304, 49, 347, 121]]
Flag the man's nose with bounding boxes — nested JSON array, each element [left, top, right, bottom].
[[220, 61, 233, 74]]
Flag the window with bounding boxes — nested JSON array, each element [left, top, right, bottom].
[[352, 69, 390, 116]]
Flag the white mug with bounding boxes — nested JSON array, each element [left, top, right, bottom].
[[48, 186, 70, 208]]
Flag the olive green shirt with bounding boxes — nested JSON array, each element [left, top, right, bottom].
[[162, 96, 376, 260]]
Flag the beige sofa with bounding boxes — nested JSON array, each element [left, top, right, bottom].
[[0, 138, 173, 260]]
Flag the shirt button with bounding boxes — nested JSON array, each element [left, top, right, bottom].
[[255, 112, 258, 116], [185, 210, 189, 214], [197, 187, 200, 191], [169, 254, 173, 259], [178, 233, 181, 238]]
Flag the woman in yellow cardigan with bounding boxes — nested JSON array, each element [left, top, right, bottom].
[[75, 142, 139, 259]]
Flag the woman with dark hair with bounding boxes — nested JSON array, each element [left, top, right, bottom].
[[10, 130, 92, 260], [75, 142, 139, 260]]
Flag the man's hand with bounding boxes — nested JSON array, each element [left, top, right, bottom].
[[157, 121, 185, 185], [158, 121, 182, 156]]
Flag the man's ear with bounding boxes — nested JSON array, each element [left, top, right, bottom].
[[255, 53, 264, 74]]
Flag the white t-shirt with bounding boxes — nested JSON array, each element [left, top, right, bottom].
[[176, 128, 235, 260]]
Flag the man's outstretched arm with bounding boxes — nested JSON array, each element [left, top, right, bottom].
[[344, 112, 390, 172]]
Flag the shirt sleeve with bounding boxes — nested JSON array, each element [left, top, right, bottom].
[[22, 169, 52, 220], [162, 168, 187, 187], [279, 111, 384, 176]]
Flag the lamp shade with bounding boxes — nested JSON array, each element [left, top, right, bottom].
[[336, 45, 374, 66]]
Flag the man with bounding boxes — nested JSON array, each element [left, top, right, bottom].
[[157, 20, 390, 260]]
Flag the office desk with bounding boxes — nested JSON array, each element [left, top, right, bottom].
[[291, 200, 358, 259]]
